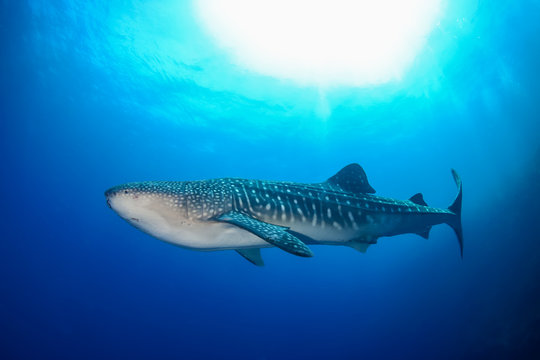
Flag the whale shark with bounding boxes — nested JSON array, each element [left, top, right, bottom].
[[105, 164, 463, 266]]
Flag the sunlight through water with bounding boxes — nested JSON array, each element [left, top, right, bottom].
[[195, 0, 442, 87]]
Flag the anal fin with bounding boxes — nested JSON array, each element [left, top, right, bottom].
[[236, 248, 264, 266], [415, 227, 431, 239]]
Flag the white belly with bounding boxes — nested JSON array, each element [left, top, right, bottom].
[[147, 220, 271, 251], [288, 222, 358, 244], [112, 195, 271, 251]]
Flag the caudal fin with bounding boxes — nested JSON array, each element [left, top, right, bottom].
[[447, 169, 463, 258]]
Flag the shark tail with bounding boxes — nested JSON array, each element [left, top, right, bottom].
[[447, 169, 463, 258]]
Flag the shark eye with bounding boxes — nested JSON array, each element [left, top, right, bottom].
[[124, 190, 129, 194]]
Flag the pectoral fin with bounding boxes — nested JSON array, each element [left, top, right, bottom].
[[236, 248, 264, 266], [215, 211, 313, 257]]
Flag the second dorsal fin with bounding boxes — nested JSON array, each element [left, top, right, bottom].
[[409, 193, 428, 206], [326, 163, 375, 194]]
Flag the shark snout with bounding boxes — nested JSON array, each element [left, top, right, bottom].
[[105, 186, 126, 210], [104, 185, 135, 199], [104, 185, 123, 198], [105, 188, 115, 209], [104, 187, 116, 198], [105, 183, 147, 212]]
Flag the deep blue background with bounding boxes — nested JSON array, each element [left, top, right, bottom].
[[1, 1, 539, 359]]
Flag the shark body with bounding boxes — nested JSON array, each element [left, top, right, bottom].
[[105, 164, 463, 265]]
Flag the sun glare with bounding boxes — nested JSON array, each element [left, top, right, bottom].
[[195, 0, 442, 87]]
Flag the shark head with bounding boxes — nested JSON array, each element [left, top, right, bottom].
[[105, 181, 191, 238], [104, 180, 238, 250]]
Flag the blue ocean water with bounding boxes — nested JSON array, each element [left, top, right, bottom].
[[1, 0, 539, 359]]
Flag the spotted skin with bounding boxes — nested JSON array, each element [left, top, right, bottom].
[[230, 179, 453, 231], [105, 164, 463, 263], [216, 211, 313, 257]]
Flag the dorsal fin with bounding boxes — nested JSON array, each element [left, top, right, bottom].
[[409, 193, 428, 206], [326, 163, 375, 194]]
